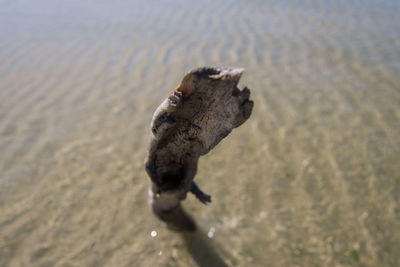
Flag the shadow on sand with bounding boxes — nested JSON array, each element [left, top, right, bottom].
[[181, 228, 230, 267]]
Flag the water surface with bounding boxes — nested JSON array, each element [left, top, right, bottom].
[[0, 0, 399, 266]]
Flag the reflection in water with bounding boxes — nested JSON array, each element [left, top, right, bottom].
[[182, 228, 229, 267]]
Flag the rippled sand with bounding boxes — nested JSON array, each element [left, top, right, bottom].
[[1, 0, 399, 266]]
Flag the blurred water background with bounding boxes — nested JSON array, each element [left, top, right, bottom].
[[0, 0, 399, 266]]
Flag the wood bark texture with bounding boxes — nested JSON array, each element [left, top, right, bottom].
[[145, 66, 253, 231]]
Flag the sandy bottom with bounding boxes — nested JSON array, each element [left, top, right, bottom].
[[0, 0, 399, 266]]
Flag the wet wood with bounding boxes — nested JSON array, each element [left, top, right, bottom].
[[145, 66, 253, 231]]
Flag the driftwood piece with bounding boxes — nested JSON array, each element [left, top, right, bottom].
[[145, 66, 253, 231]]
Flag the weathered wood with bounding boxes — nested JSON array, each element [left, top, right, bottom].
[[145, 66, 253, 231]]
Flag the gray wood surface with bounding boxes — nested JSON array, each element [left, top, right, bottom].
[[145, 67, 253, 231]]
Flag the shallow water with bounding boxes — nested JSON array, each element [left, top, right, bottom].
[[0, 0, 399, 266]]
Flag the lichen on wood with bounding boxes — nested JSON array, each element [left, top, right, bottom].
[[145, 66, 253, 231]]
